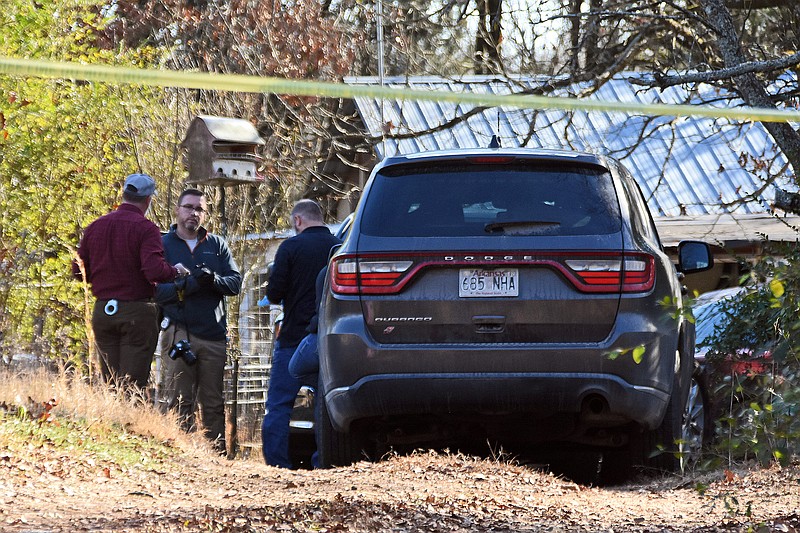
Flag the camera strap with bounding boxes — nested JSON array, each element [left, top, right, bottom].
[[174, 278, 192, 346]]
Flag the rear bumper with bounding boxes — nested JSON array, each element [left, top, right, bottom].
[[319, 312, 680, 435], [324, 371, 669, 434]]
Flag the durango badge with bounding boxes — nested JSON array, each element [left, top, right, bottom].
[[374, 316, 433, 322]]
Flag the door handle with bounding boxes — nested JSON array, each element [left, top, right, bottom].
[[472, 315, 505, 333]]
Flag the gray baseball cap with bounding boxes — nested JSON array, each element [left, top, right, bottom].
[[123, 173, 157, 197]]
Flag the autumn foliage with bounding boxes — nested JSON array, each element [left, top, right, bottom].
[[100, 0, 363, 81]]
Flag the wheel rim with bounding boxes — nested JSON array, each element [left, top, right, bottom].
[[680, 377, 706, 471]]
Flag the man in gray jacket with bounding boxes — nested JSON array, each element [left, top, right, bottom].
[[155, 188, 242, 453]]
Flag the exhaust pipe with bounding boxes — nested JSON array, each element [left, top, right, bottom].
[[582, 394, 609, 416]]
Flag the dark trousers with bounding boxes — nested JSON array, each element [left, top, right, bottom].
[[158, 324, 228, 447], [261, 340, 301, 468], [92, 299, 159, 391]]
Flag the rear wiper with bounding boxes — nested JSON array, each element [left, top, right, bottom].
[[484, 220, 561, 234]]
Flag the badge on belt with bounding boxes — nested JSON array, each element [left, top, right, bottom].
[[104, 299, 118, 316]]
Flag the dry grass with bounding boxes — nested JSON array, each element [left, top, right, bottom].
[[0, 365, 208, 454]]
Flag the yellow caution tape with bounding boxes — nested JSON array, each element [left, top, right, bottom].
[[2, 56, 800, 123]]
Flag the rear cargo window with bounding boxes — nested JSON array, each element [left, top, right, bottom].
[[360, 163, 621, 237]]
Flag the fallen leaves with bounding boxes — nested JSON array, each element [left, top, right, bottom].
[[2, 404, 800, 532]]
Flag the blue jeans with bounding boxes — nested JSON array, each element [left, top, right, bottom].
[[261, 340, 301, 468], [288, 333, 321, 467], [288, 333, 319, 387]]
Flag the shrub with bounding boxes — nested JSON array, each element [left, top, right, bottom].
[[700, 243, 800, 465]]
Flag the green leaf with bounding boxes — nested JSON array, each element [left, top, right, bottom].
[[774, 449, 789, 466], [769, 278, 784, 298], [632, 345, 645, 364]]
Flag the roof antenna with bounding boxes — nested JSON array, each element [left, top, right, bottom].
[[489, 107, 501, 148]]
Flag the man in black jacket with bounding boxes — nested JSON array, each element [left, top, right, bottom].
[[155, 188, 242, 453], [261, 199, 340, 468]]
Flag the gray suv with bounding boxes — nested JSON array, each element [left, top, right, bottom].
[[317, 148, 712, 477]]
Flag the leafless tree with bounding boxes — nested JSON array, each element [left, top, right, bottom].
[[101, 0, 800, 217], [692, 0, 800, 174], [383, 1, 800, 194]]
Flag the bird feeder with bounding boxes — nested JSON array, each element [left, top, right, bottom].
[[181, 115, 265, 186]]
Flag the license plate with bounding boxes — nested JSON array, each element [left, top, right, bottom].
[[459, 268, 519, 297]]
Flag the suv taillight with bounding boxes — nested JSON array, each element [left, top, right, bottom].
[[330, 252, 655, 295], [331, 255, 416, 294], [563, 253, 655, 293]]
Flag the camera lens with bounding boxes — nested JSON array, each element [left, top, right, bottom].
[[183, 349, 197, 366], [168, 340, 196, 365], [168, 343, 181, 361]]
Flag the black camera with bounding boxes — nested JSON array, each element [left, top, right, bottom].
[[193, 263, 215, 287], [168, 339, 197, 366]]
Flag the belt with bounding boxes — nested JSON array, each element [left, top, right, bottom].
[[97, 297, 154, 317], [97, 298, 154, 303]]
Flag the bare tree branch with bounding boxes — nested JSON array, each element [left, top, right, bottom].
[[726, 0, 794, 9], [645, 50, 800, 87], [700, 0, 800, 182]]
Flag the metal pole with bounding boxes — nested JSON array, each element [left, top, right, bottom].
[[219, 186, 227, 238], [228, 350, 239, 459], [217, 185, 238, 459], [377, 0, 385, 159], [377, 0, 385, 91]]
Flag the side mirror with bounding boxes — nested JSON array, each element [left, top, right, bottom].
[[677, 241, 713, 274]]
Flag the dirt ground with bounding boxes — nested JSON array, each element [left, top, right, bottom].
[[2, 439, 799, 533]]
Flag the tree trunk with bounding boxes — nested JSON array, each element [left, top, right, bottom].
[[585, 0, 602, 66], [568, 0, 582, 74], [702, 0, 800, 180], [474, 0, 503, 74]]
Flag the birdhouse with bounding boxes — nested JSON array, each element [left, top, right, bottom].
[[181, 115, 266, 186]]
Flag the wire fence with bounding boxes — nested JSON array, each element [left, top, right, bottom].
[[223, 261, 281, 458]]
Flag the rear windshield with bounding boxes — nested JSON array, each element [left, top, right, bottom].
[[360, 162, 622, 237]]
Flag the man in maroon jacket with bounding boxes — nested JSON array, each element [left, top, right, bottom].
[[75, 173, 190, 391]]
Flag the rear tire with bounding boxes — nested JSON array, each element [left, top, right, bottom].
[[598, 445, 633, 485], [680, 362, 713, 470], [626, 345, 693, 474], [317, 392, 363, 468]]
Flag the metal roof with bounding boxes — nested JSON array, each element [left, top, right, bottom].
[[191, 115, 266, 145], [345, 75, 796, 220]]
